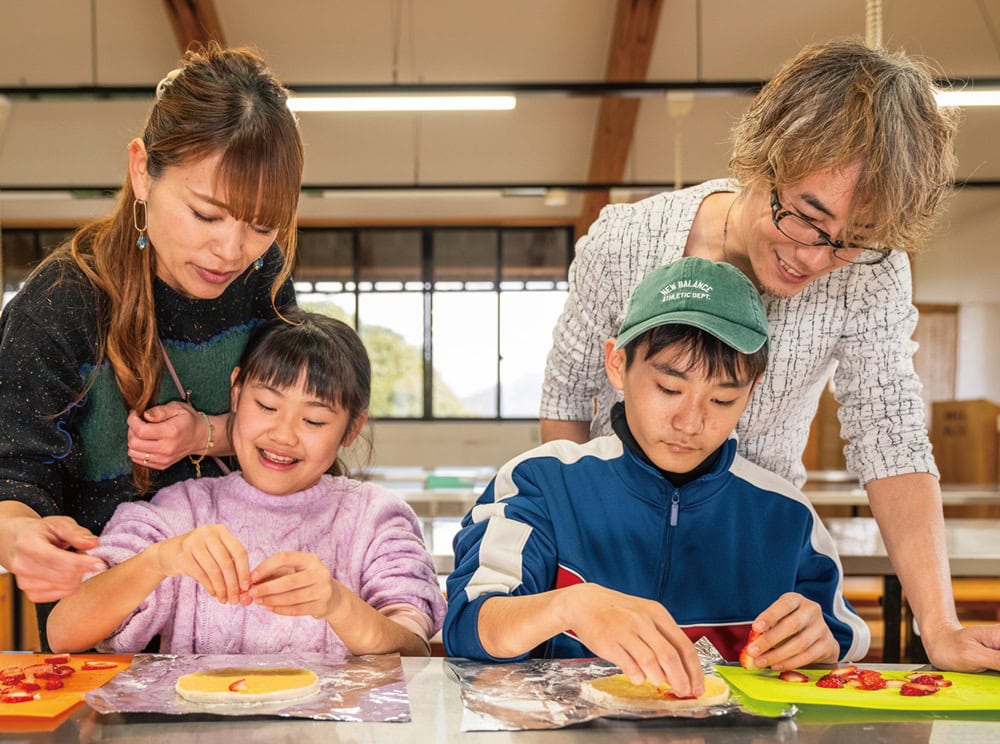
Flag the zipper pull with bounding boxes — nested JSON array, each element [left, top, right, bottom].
[[670, 491, 680, 527]]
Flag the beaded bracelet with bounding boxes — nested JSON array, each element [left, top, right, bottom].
[[189, 411, 215, 478]]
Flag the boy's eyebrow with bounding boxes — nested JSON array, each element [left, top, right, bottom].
[[651, 361, 745, 389]]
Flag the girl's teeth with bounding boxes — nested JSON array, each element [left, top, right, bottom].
[[260, 449, 295, 464]]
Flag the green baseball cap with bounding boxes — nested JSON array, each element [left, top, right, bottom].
[[614, 257, 768, 353]]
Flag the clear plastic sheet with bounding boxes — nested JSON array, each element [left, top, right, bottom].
[[447, 639, 794, 731], [84, 652, 410, 722]]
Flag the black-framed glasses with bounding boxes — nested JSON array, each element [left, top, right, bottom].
[[769, 189, 891, 266]]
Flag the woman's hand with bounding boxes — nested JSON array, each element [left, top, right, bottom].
[[742, 592, 840, 671], [127, 401, 209, 470], [0, 511, 105, 603], [249, 552, 341, 620], [150, 524, 250, 605]]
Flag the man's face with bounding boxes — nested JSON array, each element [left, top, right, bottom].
[[605, 339, 757, 473]]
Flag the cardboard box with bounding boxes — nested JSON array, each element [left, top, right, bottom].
[[931, 399, 1000, 484]]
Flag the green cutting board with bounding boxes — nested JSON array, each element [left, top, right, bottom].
[[716, 666, 1000, 712]]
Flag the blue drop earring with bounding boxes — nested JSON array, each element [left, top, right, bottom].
[[133, 199, 148, 250], [253, 255, 264, 271]]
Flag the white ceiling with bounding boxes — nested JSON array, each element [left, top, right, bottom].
[[1, 0, 999, 224]]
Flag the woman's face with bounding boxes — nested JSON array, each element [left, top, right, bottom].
[[743, 162, 863, 297], [128, 141, 279, 300]]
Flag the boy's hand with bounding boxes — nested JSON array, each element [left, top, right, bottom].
[[151, 524, 250, 605], [250, 551, 340, 620], [557, 583, 704, 698], [743, 592, 839, 670]]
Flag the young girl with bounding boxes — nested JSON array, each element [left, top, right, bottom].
[[47, 310, 445, 656]]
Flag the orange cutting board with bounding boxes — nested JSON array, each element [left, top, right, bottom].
[[0, 653, 132, 726]]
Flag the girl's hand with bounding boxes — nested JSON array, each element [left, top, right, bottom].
[[151, 524, 250, 605], [2, 514, 104, 603], [250, 552, 341, 620], [743, 592, 840, 671], [127, 401, 206, 469]]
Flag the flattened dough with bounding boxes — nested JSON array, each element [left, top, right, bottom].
[[175, 667, 320, 705], [580, 673, 730, 712]]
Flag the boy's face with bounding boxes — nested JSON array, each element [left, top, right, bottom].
[[605, 338, 758, 474]]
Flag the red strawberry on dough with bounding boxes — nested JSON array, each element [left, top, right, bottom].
[[228, 678, 248, 692], [739, 628, 762, 670]]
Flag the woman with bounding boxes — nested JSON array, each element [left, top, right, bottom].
[[541, 38, 1000, 672], [0, 44, 302, 649]]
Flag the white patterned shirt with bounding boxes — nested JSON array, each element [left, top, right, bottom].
[[540, 179, 937, 488]]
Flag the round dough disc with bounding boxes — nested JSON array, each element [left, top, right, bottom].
[[580, 673, 730, 712], [175, 667, 320, 705]]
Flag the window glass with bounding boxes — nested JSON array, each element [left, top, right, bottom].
[[500, 289, 567, 417], [359, 290, 424, 418], [432, 291, 498, 417]]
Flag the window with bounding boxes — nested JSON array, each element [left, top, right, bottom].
[[296, 226, 571, 420]]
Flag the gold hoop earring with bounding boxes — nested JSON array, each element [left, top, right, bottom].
[[133, 199, 148, 250]]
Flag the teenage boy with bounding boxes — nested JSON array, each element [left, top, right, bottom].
[[444, 257, 869, 698]]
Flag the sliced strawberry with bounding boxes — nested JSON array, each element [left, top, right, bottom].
[[907, 674, 945, 686], [854, 669, 887, 690], [1, 674, 24, 686], [228, 678, 248, 692], [937, 678, 953, 687], [53, 665, 75, 677], [739, 628, 763, 671], [81, 660, 118, 671], [18, 681, 40, 692], [816, 674, 846, 688], [905, 671, 943, 681], [23, 663, 54, 677], [1, 691, 36, 704], [828, 665, 859, 678], [885, 679, 905, 688], [779, 670, 809, 683], [44, 654, 70, 665], [43, 678, 64, 690], [900, 682, 940, 696]]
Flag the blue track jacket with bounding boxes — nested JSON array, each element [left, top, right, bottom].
[[444, 435, 870, 662]]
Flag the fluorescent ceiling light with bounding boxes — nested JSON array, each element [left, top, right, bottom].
[[934, 89, 1000, 107], [288, 95, 516, 112]]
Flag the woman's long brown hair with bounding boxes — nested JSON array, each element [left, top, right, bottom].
[[36, 43, 304, 491]]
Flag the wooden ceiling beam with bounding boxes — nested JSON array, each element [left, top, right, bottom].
[[161, 0, 226, 52], [575, 0, 663, 239]]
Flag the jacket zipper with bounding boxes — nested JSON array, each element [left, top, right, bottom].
[[657, 488, 681, 596]]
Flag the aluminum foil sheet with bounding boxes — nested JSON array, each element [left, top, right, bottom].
[[447, 639, 793, 731], [84, 652, 410, 722]]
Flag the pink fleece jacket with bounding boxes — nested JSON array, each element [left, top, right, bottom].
[[88, 472, 446, 655]]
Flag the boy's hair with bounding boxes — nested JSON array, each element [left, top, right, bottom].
[[730, 37, 959, 255], [234, 308, 371, 476], [624, 324, 768, 386]]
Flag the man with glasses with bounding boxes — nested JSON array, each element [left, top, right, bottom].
[[541, 38, 1000, 673]]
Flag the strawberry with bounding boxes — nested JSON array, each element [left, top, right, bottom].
[[828, 665, 859, 679], [816, 674, 845, 688], [44, 654, 70, 665], [900, 682, 939, 696], [18, 681, 40, 692], [0, 691, 36, 704], [854, 669, 887, 690], [43, 678, 64, 691], [885, 679, 905, 688], [739, 628, 762, 671], [905, 671, 943, 681], [778, 670, 809, 683], [907, 674, 945, 686], [81, 660, 118, 671], [1, 673, 24, 686], [24, 663, 54, 678], [53, 665, 75, 677], [228, 678, 248, 692]]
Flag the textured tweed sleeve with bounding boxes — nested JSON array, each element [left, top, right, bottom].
[[833, 252, 937, 483], [540, 205, 631, 421]]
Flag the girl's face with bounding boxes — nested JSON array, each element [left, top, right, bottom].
[[229, 370, 366, 495], [128, 140, 279, 300]]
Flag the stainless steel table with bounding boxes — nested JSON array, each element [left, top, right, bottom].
[[9, 656, 1000, 742]]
